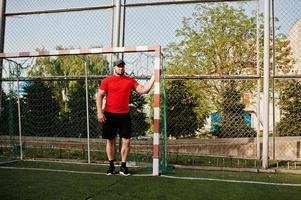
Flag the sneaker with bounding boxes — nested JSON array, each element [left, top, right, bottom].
[[106, 166, 115, 175], [119, 166, 130, 176]]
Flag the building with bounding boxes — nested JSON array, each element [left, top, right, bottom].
[[288, 19, 301, 74]]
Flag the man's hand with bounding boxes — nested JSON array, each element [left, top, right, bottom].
[[97, 112, 106, 124]]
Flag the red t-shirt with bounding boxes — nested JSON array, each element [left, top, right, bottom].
[[100, 75, 139, 113]]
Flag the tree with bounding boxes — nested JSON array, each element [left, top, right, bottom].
[[277, 80, 301, 136], [26, 47, 109, 137], [65, 81, 86, 138], [130, 91, 149, 137], [166, 80, 201, 138], [28, 47, 109, 113], [165, 4, 294, 77], [0, 91, 18, 136], [0, 92, 9, 135], [22, 81, 60, 137], [164, 4, 295, 136], [66, 81, 102, 138], [215, 81, 256, 138]]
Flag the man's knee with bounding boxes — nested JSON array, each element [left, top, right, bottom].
[[107, 139, 116, 146], [122, 138, 131, 147]]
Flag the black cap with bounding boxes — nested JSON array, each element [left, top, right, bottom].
[[114, 59, 125, 66]]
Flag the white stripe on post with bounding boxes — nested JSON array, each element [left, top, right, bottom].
[[136, 46, 149, 51], [91, 48, 103, 54], [153, 132, 159, 145], [9, 52, 20, 58], [153, 158, 159, 176], [154, 82, 160, 94], [154, 58, 160, 69], [70, 49, 81, 54], [113, 47, 125, 52], [154, 107, 160, 120], [52, 50, 60, 56], [30, 52, 39, 57]]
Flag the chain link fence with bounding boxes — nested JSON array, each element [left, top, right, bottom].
[[5, 0, 114, 52], [272, 0, 301, 167], [0, 52, 156, 164], [1, 0, 301, 169]]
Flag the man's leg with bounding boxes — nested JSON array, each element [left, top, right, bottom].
[[121, 138, 130, 162], [119, 138, 131, 176], [106, 139, 116, 161], [106, 139, 116, 175]]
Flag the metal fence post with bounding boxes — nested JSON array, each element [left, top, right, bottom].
[[17, 78, 23, 160], [85, 61, 91, 164], [256, 0, 261, 160], [0, 0, 6, 127], [262, 0, 270, 169]]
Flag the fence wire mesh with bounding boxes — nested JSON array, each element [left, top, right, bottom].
[[0, 52, 155, 164], [271, 0, 301, 167], [1, 0, 301, 169], [5, 2, 113, 52]]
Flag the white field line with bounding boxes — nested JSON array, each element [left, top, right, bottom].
[[1, 166, 301, 187], [0, 166, 153, 177], [160, 175, 301, 187], [0, 160, 18, 165]]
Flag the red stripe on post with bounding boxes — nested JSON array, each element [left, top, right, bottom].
[[125, 47, 137, 52], [39, 51, 50, 56], [0, 53, 5, 58], [154, 94, 160, 107], [153, 144, 159, 158], [20, 52, 30, 57], [154, 119, 160, 133], [154, 69, 160, 80]]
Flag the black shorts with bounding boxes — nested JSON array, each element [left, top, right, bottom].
[[102, 112, 132, 139]]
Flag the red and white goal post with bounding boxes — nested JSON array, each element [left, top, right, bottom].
[[0, 45, 161, 176]]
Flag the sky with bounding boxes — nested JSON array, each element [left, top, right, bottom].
[[4, 0, 301, 52], [2, 0, 301, 77]]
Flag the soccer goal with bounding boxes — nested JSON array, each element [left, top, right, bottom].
[[0, 45, 161, 176]]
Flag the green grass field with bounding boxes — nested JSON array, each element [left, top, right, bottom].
[[0, 160, 301, 200]]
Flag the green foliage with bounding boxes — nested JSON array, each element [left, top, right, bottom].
[[24, 48, 109, 138], [28, 48, 109, 114], [164, 4, 295, 137], [22, 81, 60, 137], [0, 92, 9, 135], [216, 81, 256, 138], [66, 81, 87, 138], [166, 80, 202, 138], [130, 92, 149, 137], [277, 80, 301, 136], [164, 4, 261, 133], [165, 4, 257, 75], [165, 4, 294, 76], [65, 81, 102, 138], [0, 92, 19, 135], [164, 5, 261, 137]]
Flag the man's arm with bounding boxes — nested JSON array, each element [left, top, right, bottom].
[[96, 89, 106, 123], [134, 74, 155, 94]]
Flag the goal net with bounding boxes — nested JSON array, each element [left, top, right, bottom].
[[0, 45, 161, 175]]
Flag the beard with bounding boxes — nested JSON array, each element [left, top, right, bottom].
[[115, 68, 125, 75]]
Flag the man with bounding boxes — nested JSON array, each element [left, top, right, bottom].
[[96, 59, 154, 176]]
